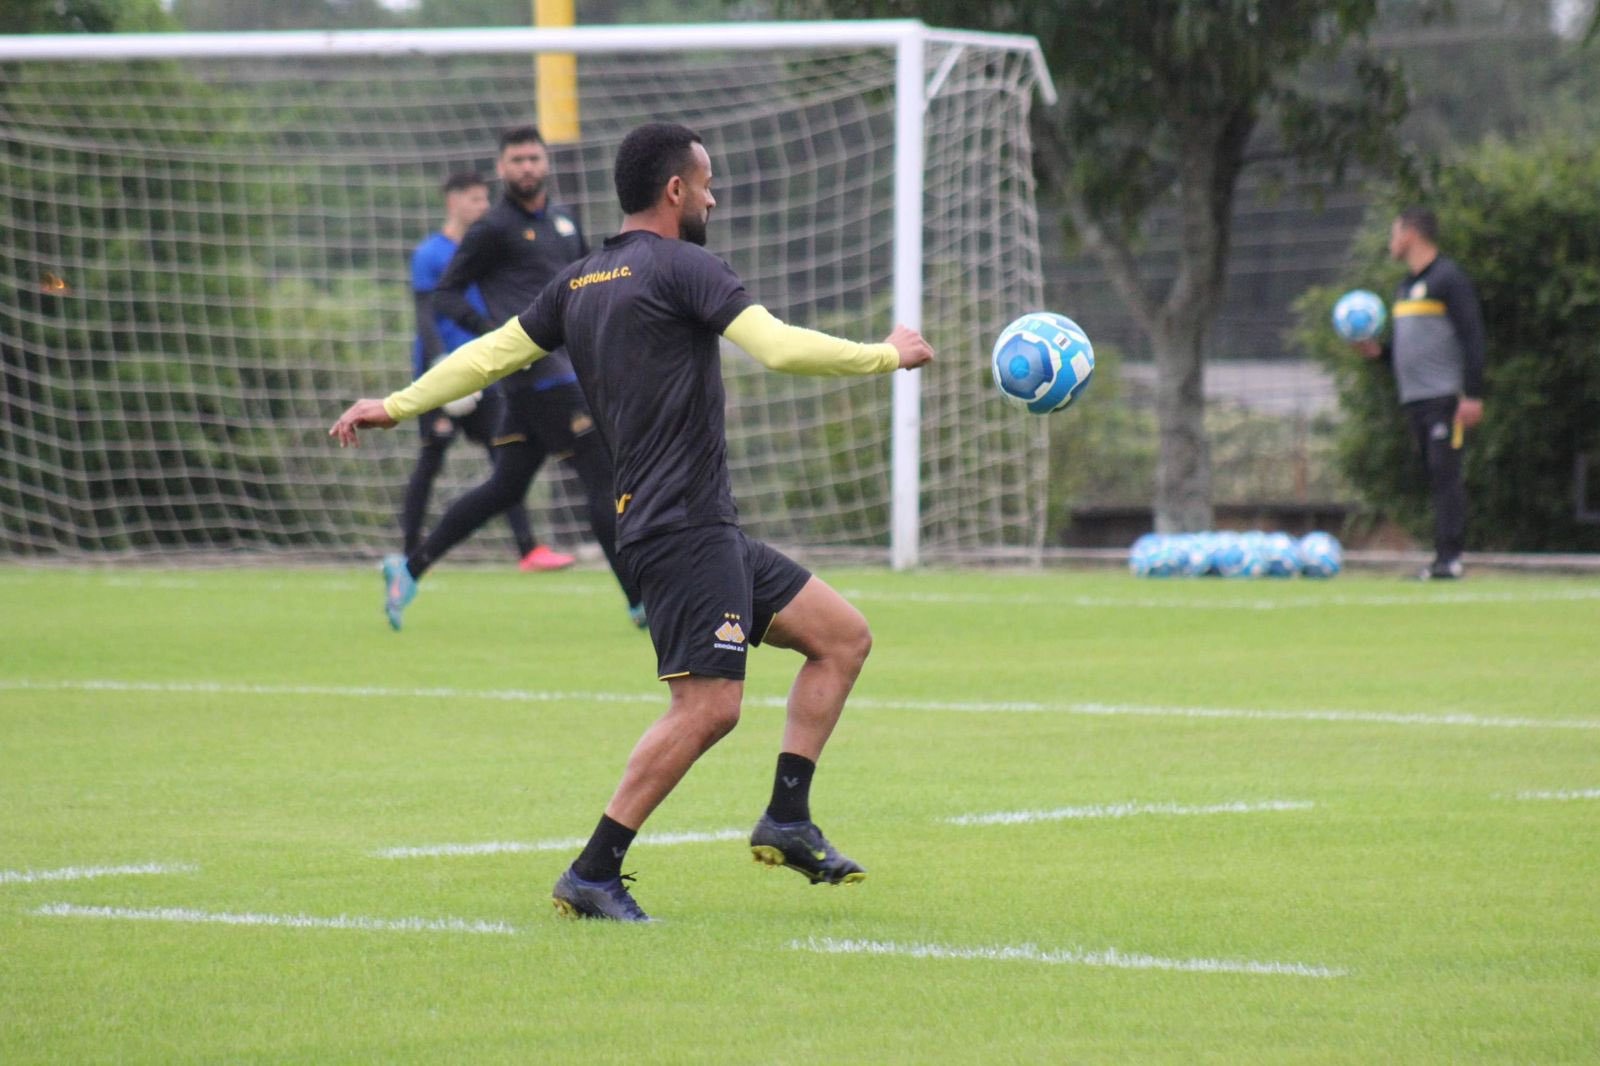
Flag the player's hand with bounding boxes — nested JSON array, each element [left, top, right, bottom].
[[328, 398, 397, 448], [886, 324, 934, 370], [1456, 396, 1484, 429], [1351, 339, 1381, 359]]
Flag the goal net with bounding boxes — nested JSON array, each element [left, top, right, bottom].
[[0, 24, 1051, 564]]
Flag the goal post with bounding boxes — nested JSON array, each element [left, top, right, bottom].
[[0, 21, 1054, 568]]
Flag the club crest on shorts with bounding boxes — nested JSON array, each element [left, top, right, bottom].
[[713, 613, 746, 652]]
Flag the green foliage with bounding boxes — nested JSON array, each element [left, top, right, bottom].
[[1294, 133, 1600, 551], [0, 0, 173, 33]]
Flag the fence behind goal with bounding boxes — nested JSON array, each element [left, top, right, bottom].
[[0, 24, 1051, 564]]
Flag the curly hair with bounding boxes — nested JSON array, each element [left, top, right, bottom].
[[613, 122, 703, 214]]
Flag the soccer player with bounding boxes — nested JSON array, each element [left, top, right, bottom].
[[383, 125, 643, 630], [1352, 207, 1486, 580], [330, 122, 935, 921], [398, 170, 554, 568]]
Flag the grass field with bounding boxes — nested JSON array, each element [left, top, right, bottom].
[[2, 563, 1597, 1063]]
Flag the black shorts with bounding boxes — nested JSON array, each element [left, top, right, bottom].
[[416, 389, 502, 446], [492, 381, 598, 458], [622, 524, 811, 682]]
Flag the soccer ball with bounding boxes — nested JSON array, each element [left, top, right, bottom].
[[1211, 532, 1263, 578], [1128, 532, 1164, 577], [442, 390, 482, 418], [1332, 290, 1386, 342], [1259, 532, 1302, 578], [991, 311, 1095, 414], [1299, 531, 1343, 578]]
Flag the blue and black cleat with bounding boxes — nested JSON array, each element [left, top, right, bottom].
[[750, 814, 866, 886]]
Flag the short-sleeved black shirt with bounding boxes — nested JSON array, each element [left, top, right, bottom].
[[518, 230, 753, 548]]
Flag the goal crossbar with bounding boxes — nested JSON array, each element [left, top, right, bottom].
[[0, 21, 1056, 103]]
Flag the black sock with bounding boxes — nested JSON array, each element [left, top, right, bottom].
[[766, 752, 816, 824], [572, 814, 637, 882], [405, 554, 427, 581]]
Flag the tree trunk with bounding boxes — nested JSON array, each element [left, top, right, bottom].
[[1148, 318, 1213, 532]]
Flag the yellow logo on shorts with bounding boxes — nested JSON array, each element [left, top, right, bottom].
[[714, 621, 746, 644]]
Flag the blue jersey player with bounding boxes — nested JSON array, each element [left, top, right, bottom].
[[332, 122, 935, 921]]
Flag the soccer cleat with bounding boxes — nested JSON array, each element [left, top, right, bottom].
[[1418, 557, 1464, 581], [750, 814, 866, 886], [550, 866, 652, 922], [381, 553, 418, 631], [519, 544, 576, 572], [628, 603, 648, 630]]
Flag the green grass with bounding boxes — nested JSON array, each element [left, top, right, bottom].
[[2, 564, 1597, 1064]]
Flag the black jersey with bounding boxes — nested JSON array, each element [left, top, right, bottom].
[[435, 194, 588, 390], [1387, 254, 1486, 403], [518, 231, 753, 548]]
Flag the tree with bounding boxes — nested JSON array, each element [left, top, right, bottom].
[[776, 0, 1413, 531]]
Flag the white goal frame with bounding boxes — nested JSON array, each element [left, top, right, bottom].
[[0, 20, 1054, 569]]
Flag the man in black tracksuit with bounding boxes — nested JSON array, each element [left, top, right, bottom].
[[384, 125, 644, 630], [1354, 207, 1487, 580]]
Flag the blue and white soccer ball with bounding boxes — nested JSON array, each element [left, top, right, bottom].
[[1211, 532, 1264, 578], [1298, 531, 1343, 578], [991, 311, 1095, 414], [1259, 532, 1302, 578], [1332, 289, 1387, 342], [1129, 533, 1164, 577]]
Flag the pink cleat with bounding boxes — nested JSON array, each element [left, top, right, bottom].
[[519, 544, 576, 572]]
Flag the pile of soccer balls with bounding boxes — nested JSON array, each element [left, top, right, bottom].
[[1129, 531, 1343, 579]]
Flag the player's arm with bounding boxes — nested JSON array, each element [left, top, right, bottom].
[[723, 305, 933, 375], [414, 290, 447, 367], [1442, 267, 1487, 399], [432, 223, 497, 336], [329, 318, 547, 446]]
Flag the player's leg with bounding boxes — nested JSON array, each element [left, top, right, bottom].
[[746, 542, 869, 885], [383, 413, 459, 629], [1423, 396, 1466, 575], [552, 526, 749, 920], [399, 413, 456, 556], [529, 383, 643, 620], [408, 436, 545, 579], [567, 427, 646, 624], [1406, 397, 1465, 578]]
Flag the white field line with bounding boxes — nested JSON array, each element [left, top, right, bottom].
[[5, 678, 1596, 732], [0, 862, 197, 886], [841, 587, 1600, 610], [375, 827, 745, 859], [789, 936, 1346, 979], [946, 799, 1314, 827], [1515, 789, 1600, 801], [34, 903, 519, 935]]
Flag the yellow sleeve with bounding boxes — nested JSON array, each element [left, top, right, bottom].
[[383, 318, 548, 421], [722, 305, 899, 377]]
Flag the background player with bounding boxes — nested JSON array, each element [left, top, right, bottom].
[[331, 122, 935, 922], [383, 126, 643, 630], [1352, 206, 1486, 580], [396, 170, 557, 569]]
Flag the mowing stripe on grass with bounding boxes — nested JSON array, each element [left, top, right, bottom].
[[4, 678, 1597, 732], [1515, 789, 1600, 801], [788, 936, 1346, 978], [34, 903, 519, 935], [946, 799, 1314, 827], [1, 863, 197, 886], [375, 827, 745, 859]]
